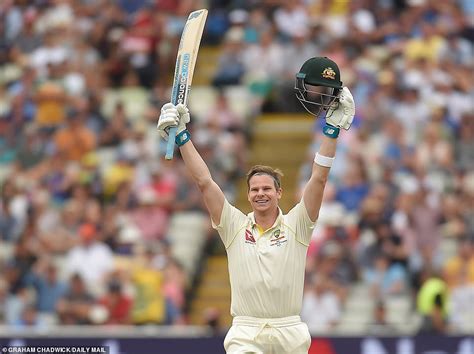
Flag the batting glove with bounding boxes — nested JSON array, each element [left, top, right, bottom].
[[325, 87, 355, 130], [157, 103, 190, 140]]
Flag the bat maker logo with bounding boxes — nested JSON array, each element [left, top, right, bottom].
[[177, 54, 190, 104]]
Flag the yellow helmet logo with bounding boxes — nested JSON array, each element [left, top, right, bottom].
[[322, 67, 336, 80]]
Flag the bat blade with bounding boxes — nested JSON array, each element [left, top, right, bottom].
[[165, 9, 208, 160]]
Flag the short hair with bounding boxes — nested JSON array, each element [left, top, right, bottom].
[[246, 165, 283, 190]]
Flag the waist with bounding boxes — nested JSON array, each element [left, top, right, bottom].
[[232, 315, 302, 328]]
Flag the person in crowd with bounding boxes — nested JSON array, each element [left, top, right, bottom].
[[25, 260, 67, 317], [98, 277, 133, 325], [301, 274, 342, 334], [56, 274, 95, 325]]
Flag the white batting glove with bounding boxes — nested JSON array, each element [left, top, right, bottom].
[[326, 87, 355, 130], [157, 103, 190, 140]]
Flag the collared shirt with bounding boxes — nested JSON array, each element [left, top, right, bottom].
[[212, 199, 315, 318]]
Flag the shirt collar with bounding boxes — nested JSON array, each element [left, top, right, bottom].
[[247, 208, 283, 230]]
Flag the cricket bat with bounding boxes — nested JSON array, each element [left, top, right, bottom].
[[165, 9, 208, 160]]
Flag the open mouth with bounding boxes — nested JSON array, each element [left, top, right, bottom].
[[255, 200, 269, 205]]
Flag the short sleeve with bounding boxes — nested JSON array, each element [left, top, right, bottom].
[[212, 199, 247, 248], [286, 199, 316, 246]]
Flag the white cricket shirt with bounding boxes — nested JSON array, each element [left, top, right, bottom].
[[212, 199, 315, 318]]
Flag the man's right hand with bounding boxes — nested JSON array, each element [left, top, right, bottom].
[[157, 103, 190, 140]]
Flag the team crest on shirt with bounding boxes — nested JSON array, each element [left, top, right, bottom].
[[270, 229, 287, 247], [245, 228, 256, 245]]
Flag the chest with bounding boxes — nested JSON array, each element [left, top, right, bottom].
[[240, 225, 292, 257]]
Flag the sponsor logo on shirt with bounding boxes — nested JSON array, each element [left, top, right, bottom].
[[245, 228, 256, 245]]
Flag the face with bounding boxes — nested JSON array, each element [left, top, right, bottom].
[[295, 80, 339, 117], [247, 174, 282, 214], [375, 256, 388, 271]]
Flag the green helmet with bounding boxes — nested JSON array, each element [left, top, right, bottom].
[[295, 57, 343, 117]]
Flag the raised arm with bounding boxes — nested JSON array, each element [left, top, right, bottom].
[[179, 140, 225, 225], [303, 136, 337, 221], [303, 87, 355, 222], [158, 103, 225, 225]]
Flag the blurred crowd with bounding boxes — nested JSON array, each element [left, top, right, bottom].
[[0, 0, 248, 329], [288, 0, 473, 335], [0, 0, 473, 336]]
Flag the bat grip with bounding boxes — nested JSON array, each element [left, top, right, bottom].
[[165, 126, 178, 160]]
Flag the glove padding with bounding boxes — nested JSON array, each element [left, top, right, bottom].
[[326, 87, 355, 130], [157, 103, 190, 140]]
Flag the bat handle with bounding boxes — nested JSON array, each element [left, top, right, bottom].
[[165, 126, 178, 160]]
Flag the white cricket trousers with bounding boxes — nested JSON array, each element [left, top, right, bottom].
[[224, 315, 311, 354]]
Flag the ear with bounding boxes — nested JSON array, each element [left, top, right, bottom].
[[277, 188, 282, 200]]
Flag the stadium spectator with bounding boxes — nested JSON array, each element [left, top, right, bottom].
[[242, 27, 284, 111], [129, 186, 169, 241], [130, 247, 167, 325], [364, 253, 407, 299], [98, 277, 133, 325], [417, 272, 448, 335], [443, 237, 474, 289], [99, 101, 131, 147], [448, 267, 474, 333], [0, 198, 21, 242], [211, 27, 246, 88], [56, 273, 95, 325], [367, 301, 398, 336], [13, 304, 45, 328], [4, 286, 33, 326], [273, 2, 310, 41], [163, 258, 187, 315], [64, 223, 114, 289], [418, 292, 447, 335], [456, 113, 474, 171], [38, 199, 82, 253], [404, 22, 447, 63], [53, 108, 96, 161], [301, 274, 341, 334], [335, 158, 370, 212], [172, 163, 205, 212], [149, 162, 177, 211], [318, 235, 358, 296], [25, 260, 67, 317], [15, 124, 47, 169], [4, 238, 37, 294], [0, 277, 7, 323]]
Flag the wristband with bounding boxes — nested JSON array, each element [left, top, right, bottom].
[[314, 153, 335, 168], [175, 129, 191, 146], [323, 123, 340, 139]]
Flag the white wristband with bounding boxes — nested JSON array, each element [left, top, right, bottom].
[[314, 153, 335, 168]]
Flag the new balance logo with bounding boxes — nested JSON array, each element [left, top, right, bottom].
[[245, 229, 256, 244], [189, 11, 204, 20]]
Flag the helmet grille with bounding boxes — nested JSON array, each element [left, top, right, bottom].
[[294, 76, 340, 117]]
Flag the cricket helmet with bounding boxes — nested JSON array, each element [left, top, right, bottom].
[[295, 57, 343, 117]]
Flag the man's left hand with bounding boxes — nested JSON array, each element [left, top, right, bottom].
[[326, 87, 355, 130]]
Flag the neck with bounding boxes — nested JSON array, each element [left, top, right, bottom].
[[254, 208, 279, 230]]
